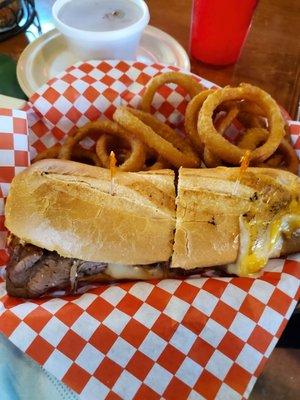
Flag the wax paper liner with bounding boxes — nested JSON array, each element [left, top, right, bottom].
[[0, 61, 299, 400]]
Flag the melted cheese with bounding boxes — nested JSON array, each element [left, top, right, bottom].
[[105, 263, 164, 280], [229, 200, 300, 277]]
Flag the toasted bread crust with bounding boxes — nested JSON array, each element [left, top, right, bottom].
[[5, 161, 300, 270], [171, 167, 300, 269], [5, 160, 176, 264]]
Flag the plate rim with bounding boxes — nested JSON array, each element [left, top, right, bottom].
[[17, 25, 191, 97]]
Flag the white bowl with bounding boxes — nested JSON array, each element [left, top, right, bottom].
[[52, 0, 150, 60]]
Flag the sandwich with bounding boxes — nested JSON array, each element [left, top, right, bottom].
[[4, 159, 300, 298]]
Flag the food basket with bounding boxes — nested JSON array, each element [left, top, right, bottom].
[[0, 60, 299, 400]]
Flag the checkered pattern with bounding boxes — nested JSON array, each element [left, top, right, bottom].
[[27, 60, 212, 158], [0, 108, 29, 275], [0, 62, 299, 400]]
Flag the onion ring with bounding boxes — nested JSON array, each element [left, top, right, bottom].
[[128, 108, 199, 164], [203, 147, 222, 168], [142, 148, 170, 170], [238, 128, 299, 174], [237, 111, 265, 129], [145, 156, 170, 170], [32, 144, 61, 162], [203, 106, 239, 168], [214, 106, 239, 135], [185, 89, 238, 167], [219, 100, 264, 117], [198, 84, 285, 164], [184, 89, 216, 154], [113, 107, 200, 168], [33, 143, 102, 166], [71, 146, 102, 166], [96, 134, 132, 168], [239, 100, 265, 117], [140, 71, 204, 113], [238, 128, 268, 150], [58, 120, 146, 172], [218, 100, 266, 129], [263, 139, 298, 174], [264, 154, 283, 168]]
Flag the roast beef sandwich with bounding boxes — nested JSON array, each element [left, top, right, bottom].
[[4, 159, 300, 298]]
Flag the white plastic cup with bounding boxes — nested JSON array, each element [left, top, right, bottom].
[[52, 0, 150, 60]]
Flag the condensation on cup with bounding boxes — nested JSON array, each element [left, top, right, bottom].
[[52, 0, 150, 61]]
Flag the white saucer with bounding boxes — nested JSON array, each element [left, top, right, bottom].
[[17, 26, 190, 97]]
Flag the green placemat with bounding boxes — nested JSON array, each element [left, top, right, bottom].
[[0, 54, 27, 100]]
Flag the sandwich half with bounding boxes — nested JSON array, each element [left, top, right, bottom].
[[4, 160, 176, 297], [4, 160, 300, 297], [172, 167, 300, 276]]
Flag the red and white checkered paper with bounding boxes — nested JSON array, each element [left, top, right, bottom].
[[0, 61, 300, 400]]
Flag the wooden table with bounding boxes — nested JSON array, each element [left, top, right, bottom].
[[0, 0, 299, 118], [0, 1, 299, 399], [148, 0, 300, 119]]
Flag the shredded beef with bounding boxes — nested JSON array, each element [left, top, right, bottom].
[[5, 236, 231, 298], [6, 236, 107, 298]]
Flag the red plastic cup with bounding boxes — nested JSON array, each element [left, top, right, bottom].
[[190, 0, 258, 66]]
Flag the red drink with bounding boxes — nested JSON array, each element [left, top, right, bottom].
[[190, 0, 258, 65]]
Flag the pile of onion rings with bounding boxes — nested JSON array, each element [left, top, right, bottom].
[[33, 71, 299, 175]]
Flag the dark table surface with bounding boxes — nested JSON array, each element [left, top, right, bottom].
[[0, 0, 299, 119]]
